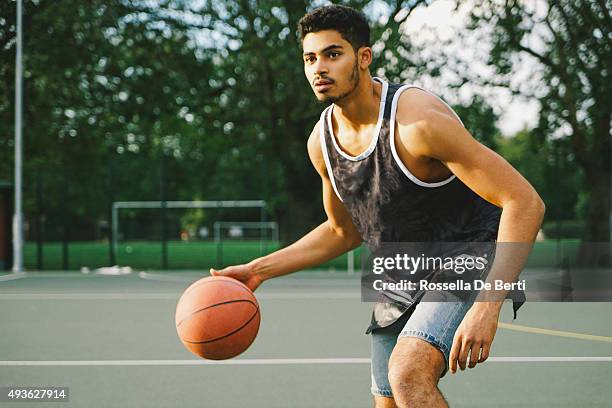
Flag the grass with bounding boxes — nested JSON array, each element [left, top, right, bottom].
[[23, 239, 581, 271]]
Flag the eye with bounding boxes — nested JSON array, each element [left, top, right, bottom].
[[304, 56, 315, 64], [329, 52, 340, 59]]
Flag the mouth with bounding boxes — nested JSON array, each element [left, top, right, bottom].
[[314, 80, 333, 92]]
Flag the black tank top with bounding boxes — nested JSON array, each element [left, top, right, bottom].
[[319, 77, 525, 332]]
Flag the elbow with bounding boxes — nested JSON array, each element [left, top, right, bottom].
[[340, 229, 363, 250], [505, 192, 545, 224], [330, 224, 362, 250]]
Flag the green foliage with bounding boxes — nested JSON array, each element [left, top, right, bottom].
[[542, 220, 587, 240], [464, 0, 611, 240], [497, 129, 584, 224], [1, 0, 442, 246], [6, 0, 592, 270]]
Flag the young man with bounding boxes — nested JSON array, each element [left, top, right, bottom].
[[211, 5, 544, 408]]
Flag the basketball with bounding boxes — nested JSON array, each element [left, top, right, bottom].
[[175, 276, 261, 360]]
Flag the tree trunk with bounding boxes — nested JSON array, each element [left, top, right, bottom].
[[586, 171, 611, 241]]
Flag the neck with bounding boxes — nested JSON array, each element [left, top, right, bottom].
[[333, 73, 382, 131]]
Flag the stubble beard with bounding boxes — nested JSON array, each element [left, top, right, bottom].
[[319, 59, 360, 104]]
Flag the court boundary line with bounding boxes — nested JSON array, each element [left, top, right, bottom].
[[138, 271, 201, 283], [13, 270, 357, 278], [0, 272, 28, 282], [137, 271, 360, 286], [0, 356, 611, 367], [499, 322, 612, 343], [0, 292, 359, 300]]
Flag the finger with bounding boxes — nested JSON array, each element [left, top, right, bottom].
[[458, 339, 471, 371], [449, 335, 461, 374], [468, 343, 480, 368], [479, 343, 490, 363], [210, 268, 227, 276]]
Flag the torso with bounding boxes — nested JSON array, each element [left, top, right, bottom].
[[391, 120, 453, 183], [317, 78, 523, 331], [329, 86, 454, 185]]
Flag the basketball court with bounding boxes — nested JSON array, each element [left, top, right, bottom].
[[1, 269, 611, 407]]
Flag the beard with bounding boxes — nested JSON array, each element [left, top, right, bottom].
[[319, 58, 360, 104]]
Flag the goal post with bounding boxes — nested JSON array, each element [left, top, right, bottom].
[[213, 221, 279, 244], [213, 221, 279, 266], [110, 199, 356, 273], [111, 200, 268, 267]]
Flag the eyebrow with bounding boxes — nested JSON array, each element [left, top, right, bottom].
[[303, 44, 344, 56]]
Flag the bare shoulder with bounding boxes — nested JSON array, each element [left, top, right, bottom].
[[395, 87, 467, 157], [306, 120, 327, 178]]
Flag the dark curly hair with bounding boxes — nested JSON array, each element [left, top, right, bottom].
[[297, 5, 370, 52]]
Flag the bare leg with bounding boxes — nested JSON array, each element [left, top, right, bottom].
[[388, 337, 449, 408], [373, 396, 398, 408]]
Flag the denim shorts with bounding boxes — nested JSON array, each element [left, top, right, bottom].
[[370, 292, 477, 397]]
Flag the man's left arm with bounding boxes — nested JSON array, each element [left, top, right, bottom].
[[410, 103, 546, 374]]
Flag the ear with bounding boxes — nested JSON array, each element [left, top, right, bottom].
[[357, 46, 373, 69]]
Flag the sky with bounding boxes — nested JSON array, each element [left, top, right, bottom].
[[397, 0, 542, 136]]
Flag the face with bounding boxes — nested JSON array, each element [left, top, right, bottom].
[[302, 30, 367, 104]]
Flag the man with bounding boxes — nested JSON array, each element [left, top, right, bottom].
[[211, 5, 545, 407]]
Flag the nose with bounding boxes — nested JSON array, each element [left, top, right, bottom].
[[312, 59, 328, 77]]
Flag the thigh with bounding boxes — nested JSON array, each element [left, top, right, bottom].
[[397, 292, 477, 378]]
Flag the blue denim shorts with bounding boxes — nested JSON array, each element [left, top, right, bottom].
[[370, 292, 477, 397]]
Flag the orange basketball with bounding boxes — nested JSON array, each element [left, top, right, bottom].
[[175, 276, 260, 360]]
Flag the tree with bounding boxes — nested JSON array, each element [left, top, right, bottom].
[[0, 0, 225, 242], [2, 0, 527, 265], [497, 128, 584, 226], [171, 0, 434, 241], [462, 0, 611, 241]]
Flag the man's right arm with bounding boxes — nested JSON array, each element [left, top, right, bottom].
[[210, 121, 362, 290]]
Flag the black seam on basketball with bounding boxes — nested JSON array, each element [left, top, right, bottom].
[[182, 278, 254, 299], [181, 309, 260, 344], [176, 299, 258, 328]]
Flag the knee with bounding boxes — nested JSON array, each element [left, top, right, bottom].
[[388, 360, 432, 392], [387, 338, 443, 390]]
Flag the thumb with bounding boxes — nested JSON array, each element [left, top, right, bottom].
[[210, 267, 232, 277]]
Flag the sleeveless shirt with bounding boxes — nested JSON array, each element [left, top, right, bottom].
[[318, 77, 525, 333]]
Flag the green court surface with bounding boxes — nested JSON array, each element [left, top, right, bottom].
[[1, 270, 611, 407]]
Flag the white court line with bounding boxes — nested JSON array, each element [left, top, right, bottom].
[[257, 292, 358, 299], [0, 273, 28, 282], [138, 271, 359, 286], [14, 271, 356, 280], [0, 357, 611, 367], [0, 293, 178, 300], [138, 271, 203, 283], [0, 292, 359, 300]]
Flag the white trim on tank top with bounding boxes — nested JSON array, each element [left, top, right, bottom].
[[389, 84, 463, 188], [327, 77, 389, 162], [319, 105, 344, 202]]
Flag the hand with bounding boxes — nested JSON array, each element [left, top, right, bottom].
[[210, 263, 263, 292], [449, 302, 500, 374]]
